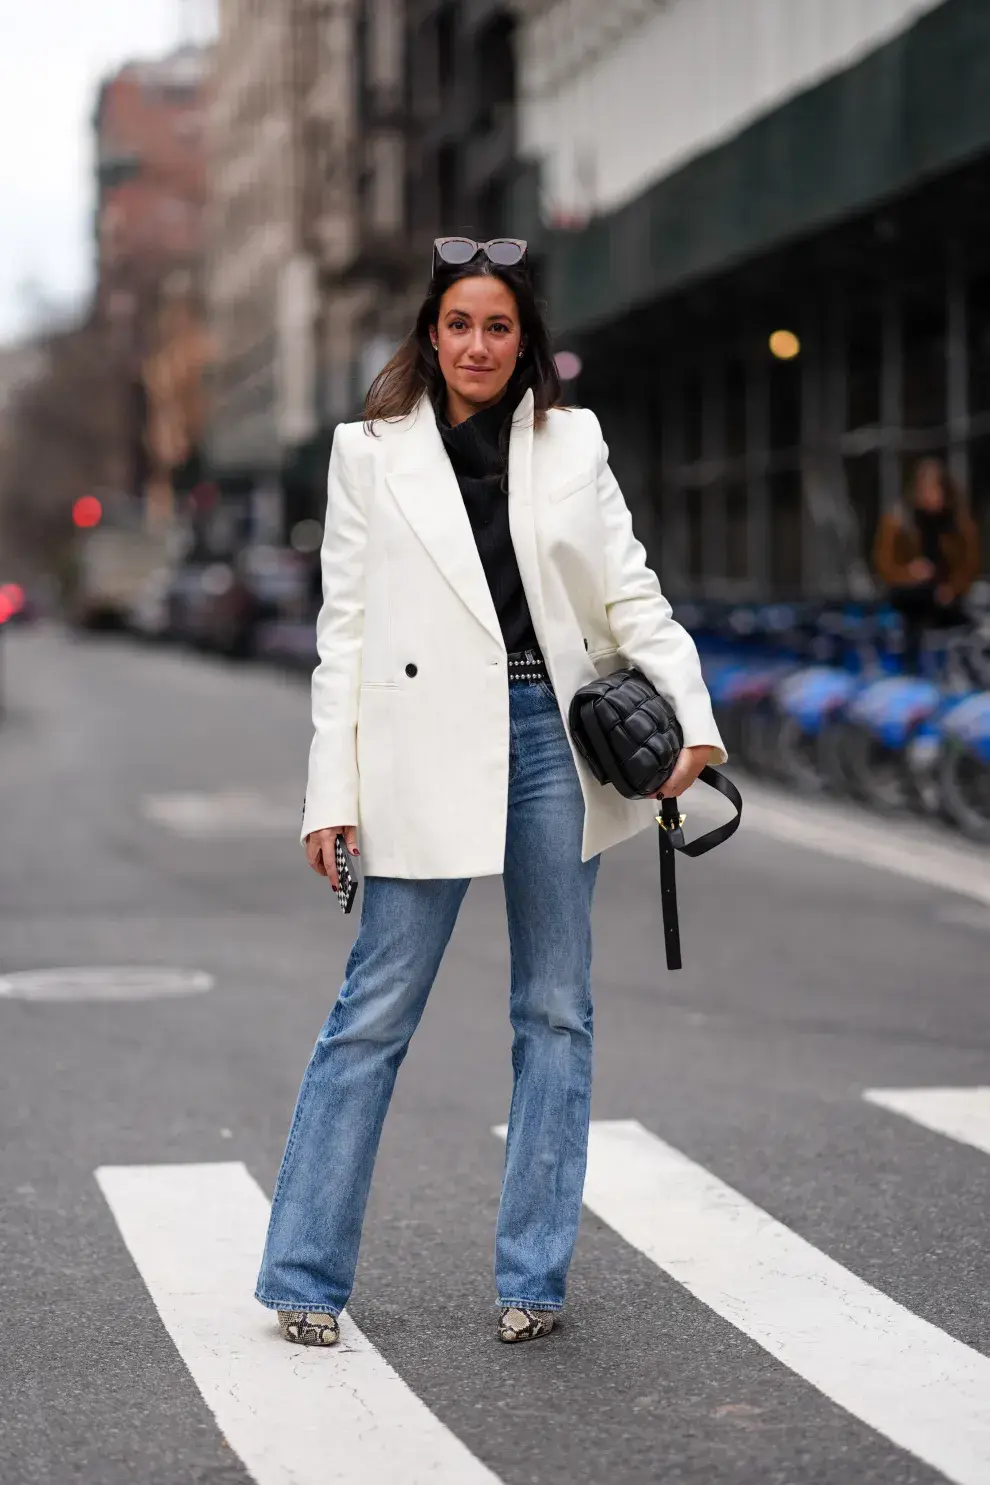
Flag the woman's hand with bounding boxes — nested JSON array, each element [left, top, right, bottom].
[[653, 745, 713, 800], [907, 557, 935, 583], [305, 826, 359, 888]]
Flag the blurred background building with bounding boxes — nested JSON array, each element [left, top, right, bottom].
[[94, 43, 212, 524], [204, 0, 522, 546], [3, 0, 990, 606], [510, 0, 990, 601], [205, 0, 407, 546], [197, 0, 990, 602]]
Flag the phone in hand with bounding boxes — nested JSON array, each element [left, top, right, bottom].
[[333, 833, 359, 915]]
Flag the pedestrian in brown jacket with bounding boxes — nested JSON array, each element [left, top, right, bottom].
[[873, 458, 981, 672]]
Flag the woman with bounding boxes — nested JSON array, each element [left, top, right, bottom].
[[255, 237, 726, 1347], [873, 457, 980, 672]]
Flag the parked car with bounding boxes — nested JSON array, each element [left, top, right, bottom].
[[158, 544, 314, 659], [69, 525, 169, 629], [126, 566, 173, 641]]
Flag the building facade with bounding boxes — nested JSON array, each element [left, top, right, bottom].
[[142, 269, 214, 528], [406, 1, 519, 251], [512, 0, 990, 598], [206, 0, 413, 532], [204, 0, 300, 488], [94, 46, 211, 507]]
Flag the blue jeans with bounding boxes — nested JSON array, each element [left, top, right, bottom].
[[255, 679, 600, 1315]]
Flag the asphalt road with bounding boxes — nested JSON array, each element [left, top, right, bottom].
[[1, 624, 988, 1485]]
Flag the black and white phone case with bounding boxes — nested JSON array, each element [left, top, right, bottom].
[[333, 833, 359, 914]]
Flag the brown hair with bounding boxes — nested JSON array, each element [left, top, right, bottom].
[[903, 457, 965, 528], [363, 255, 563, 433]]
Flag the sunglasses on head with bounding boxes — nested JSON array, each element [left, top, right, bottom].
[[432, 237, 528, 277]]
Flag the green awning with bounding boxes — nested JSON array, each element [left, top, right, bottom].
[[545, 0, 990, 337]]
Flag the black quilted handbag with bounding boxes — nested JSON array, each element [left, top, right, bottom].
[[568, 668, 742, 971]]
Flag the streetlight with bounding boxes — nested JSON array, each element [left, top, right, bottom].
[[769, 330, 801, 361]]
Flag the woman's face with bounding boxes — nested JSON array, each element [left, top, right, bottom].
[[431, 275, 522, 411], [914, 461, 946, 512]]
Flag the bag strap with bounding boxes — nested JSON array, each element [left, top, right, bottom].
[[656, 767, 742, 971]]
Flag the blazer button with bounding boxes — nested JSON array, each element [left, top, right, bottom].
[[405, 663, 418, 677]]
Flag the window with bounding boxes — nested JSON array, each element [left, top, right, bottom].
[[437, 6, 456, 94], [438, 145, 457, 229], [686, 492, 704, 585], [846, 305, 882, 430], [769, 470, 803, 593], [477, 15, 515, 116], [726, 482, 748, 580], [902, 285, 947, 431], [725, 360, 747, 459], [967, 272, 990, 417], [769, 356, 801, 452], [844, 453, 881, 570], [683, 375, 703, 464]]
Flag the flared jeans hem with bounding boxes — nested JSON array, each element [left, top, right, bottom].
[[254, 1292, 341, 1317]]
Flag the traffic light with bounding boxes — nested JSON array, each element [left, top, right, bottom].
[[72, 496, 103, 529]]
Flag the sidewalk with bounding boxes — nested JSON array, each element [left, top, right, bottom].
[[685, 769, 990, 908]]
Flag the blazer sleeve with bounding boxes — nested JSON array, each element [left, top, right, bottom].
[[300, 423, 369, 842], [949, 512, 981, 597], [590, 412, 728, 764]]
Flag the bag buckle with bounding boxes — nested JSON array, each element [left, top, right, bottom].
[[657, 797, 686, 849]]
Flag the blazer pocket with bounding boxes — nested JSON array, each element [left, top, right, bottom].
[[589, 645, 621, 677], [546, 468, 595, 503]]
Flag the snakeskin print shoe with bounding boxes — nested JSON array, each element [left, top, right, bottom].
[[497, 1306, 556, 1343], [278, 1310, 340, 1346]]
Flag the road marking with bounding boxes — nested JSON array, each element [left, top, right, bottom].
[[700, 778, 990, 907], [864, 1087, 990, 1158], [141, 790, 299, 837], [0, 966, 213, 1002], [936, 903, 990, 933], [494, 1120, 990, 1485], [96, 1163, 501, 1485]]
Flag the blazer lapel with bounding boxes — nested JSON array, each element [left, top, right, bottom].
[[384, 394, 503, 646], [507, 387, 547, 647]]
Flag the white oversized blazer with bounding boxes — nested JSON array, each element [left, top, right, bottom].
[[301, 387, 726, 877]]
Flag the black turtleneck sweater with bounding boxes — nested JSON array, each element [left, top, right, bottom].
[[436, 393, 538, 654], [914, 508, 950, 582]]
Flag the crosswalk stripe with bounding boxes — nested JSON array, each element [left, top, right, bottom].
[[864, 1087, 990, 1158], [95, 1163, 502, 1485], [495, 1120, 990, 1484]]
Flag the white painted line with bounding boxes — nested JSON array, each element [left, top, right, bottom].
[[936, 904, 990, 933], [494, 1120, 990, 1485], [0, 966, 213, 1002], [141, 791, 299, 837], [713, 778, 990, 907], [864, 1087, 990, 1159], [96, 1163, 501, 1485]]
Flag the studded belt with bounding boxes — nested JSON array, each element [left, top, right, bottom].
[[506, 645, 551, 686]]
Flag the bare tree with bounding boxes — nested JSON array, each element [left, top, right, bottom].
[[0, 320, 129, 580]]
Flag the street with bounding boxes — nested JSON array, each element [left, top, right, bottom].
[[2, 624, 989, 1485]]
